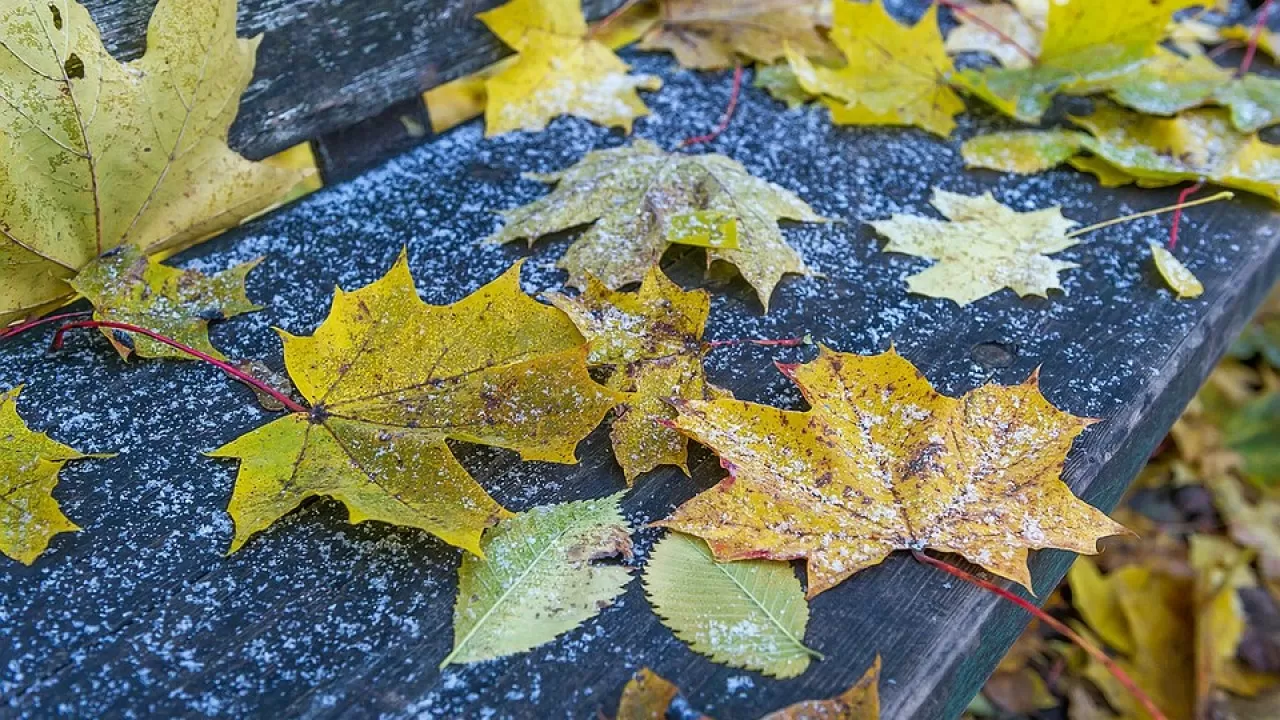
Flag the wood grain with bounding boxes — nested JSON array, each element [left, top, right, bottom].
[[82, 0, 622, 159]]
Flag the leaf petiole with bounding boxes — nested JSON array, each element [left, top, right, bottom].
[[910, 550, 1169, 720], [0, 311, 94, 341], [51, 320, 308, 415], [1064, 191, 1234, 239]]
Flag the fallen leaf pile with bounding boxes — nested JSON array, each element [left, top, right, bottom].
[[0, 0, 310, 342], [964, 309, 1280, 719], [488, 139, 826, 309]]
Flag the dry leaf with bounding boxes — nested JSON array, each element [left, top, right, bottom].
[[488, 139, 825, 309], [616, 668, 684, 720], [69, 246, 262, 360], [1, 386, 102, 564], [655, 346, 1126, 597], [961, 129, 1088, 174], [477, 0, 661, 136], [1150, 243, 1204, 300], [869, 188, 1080, 306], [548, 269, 726, 481], [209, 254, 618, 554], [944, 2, 1042, 69], [638, 0, 835, 70], [0, 0, 310, 326], [1107, 49, 1280, 133], [954, 0, 1201, 123], [786, 1, 963, 137]]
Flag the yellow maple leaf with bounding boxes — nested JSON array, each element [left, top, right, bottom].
[[656, 346, 1126, 598], [548, 268, 727, 482], [209, 254, 618, 555], [1, 386, 101, 564], [69, 246, 262, 360], [786, 1, 963, 137], [477, 0, 661, 136], [488, 139, 825, 310], [0, 0, 310, 327], [637, 0, 836, 70], [869, 188, 1081, 306], [954, 0, 1201, 123]]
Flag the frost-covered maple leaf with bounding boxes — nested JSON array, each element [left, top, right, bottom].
[[489, 139, 825, 309], [869, 188, 1080, 306], [210, 253, 618, 554], [657, 347, 1127, 597], [0, 0, 310, 327]]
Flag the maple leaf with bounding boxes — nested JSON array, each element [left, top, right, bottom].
[[644, 532, 818, 678], [442, 493, 633, 666], [548, 268, 727, 481], [953, 0, 1201, 123], [477, 0, 662, 136], [209, 254, 618, 554], [0, 0, 310, 327], [944, 1, 1043, 69], [785, 1, 963, 137], [488, 139, 825, 309], [1, 386, 101, 564], [68, 246, 261, 360], [655, 346, 1126, 598], [1150, 243, 1204, 300], [868, 188, 1080, 306], [1106, 49, 1280, 133], [637, 0, 835, 70], [962, 105, 1280, 202]]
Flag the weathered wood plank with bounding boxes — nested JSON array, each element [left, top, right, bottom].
[[82, 0, 621, 159], [3, 36, 1279, 720]]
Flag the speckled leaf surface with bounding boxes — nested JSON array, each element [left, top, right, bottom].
[[637, 0, 834, 70], [656, 347, 1127, 597], [477, 0, 661, 136], [210, 254, 617, 554], [786, 1, 962, 138], [488, 139, 825, 308], [70, 246, 262, 360], [960, 129, 1089, 175], [944, 2, 1041, 69], [0, 0, 309, 326], [0, 387, 96, 565], [1150, 243, 1204, 300], [869, 189, 1081, 306], [548, 268, 725, 480], [443, 493, 632, 666], [1106, 50, 1280, 133], [644, 532, 816, 678], [954, 0, 1200, 123]]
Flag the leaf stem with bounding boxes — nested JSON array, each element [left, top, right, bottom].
[[910, 550, 1169, 720], [1239, 0, 1274, 77], [935, 0, 1037, 63], [1167, 182, 1204, 250], [679, 61, 744, 148], [1064, 191, 1233, 238], [704, 336, 807, 349], [0, 311, 94, 341], [51, 320, 308, 415]]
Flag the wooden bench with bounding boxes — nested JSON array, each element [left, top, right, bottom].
[[3, 1, 1279, 718]]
